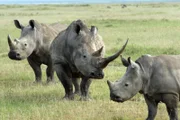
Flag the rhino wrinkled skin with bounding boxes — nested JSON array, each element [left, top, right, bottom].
[[108, 55, 180, 120], [8, 20, 66, 83], [50, 19, 128, 100]]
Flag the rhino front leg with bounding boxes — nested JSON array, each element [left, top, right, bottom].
[[162, 94, 178, 120], [72, 78, 80, 95], [80, 77, 92, 101], [27, 58, 42, 83], [54, 64, 74, 100], [144, 95, 159, 120], [46, 64, 55, 83]]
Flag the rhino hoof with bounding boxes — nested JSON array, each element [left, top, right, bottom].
[[46, 80, 57, 85], [62, 95, 74, 101], [74, 91, 81, 95], [33, 80, 42, 84], [79, 96, 92, 101]]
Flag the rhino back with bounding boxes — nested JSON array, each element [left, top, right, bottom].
[[50, 22, 67, 33], [35, 22, 65, 55], [137, 55, 180, 96], [41, 23, 61, 44], [50, 30, 67, 64]]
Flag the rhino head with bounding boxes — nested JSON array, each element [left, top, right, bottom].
[[8, 20, 39, 60], [65, 20, 128, 79], [107, 56, 143, 102]]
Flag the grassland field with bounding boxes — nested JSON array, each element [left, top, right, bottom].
[[0, 3, 180, 120]]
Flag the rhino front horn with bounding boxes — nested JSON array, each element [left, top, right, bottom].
[[107, 80, 113, 89], [7, 34, 16, 50], [99, 39, 128, 68]]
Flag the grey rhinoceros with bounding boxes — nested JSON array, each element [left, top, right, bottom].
[[107, 55, 180, 120], [8, 20, 66, 83], [50, 19, 128, 100]]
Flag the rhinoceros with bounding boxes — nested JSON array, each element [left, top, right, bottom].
[[8, 20, 66, 83], [50, 19, 128, 100], [107, 55, 180, 120]]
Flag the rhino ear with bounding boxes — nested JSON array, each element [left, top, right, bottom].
[[90, 26, 98, 35], [29, 20, 35, 29], [120, 55, 129, 67], [128, 57, 138, 69], [128, 57, 131, 64], [92, 47, 103, 57], [75, 24, 81, 34], [14, 20, 23, 29]]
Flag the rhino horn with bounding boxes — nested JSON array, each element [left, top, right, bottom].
[[99, 39, 128, 68], [90, 26, 98, 35], [7, 34, 16, 50], [92, 47, 103, 57], [14, 38, 20, 43], [107, 80, 113, 89]]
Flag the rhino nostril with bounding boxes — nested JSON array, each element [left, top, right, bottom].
[[16, 53, 20, 57], [90, 72, 95, 77]]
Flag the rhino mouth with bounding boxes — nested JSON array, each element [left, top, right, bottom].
[[110, 94, 124, 103], [8, 51, 22, 60], [88, 71, 104, 79], [111, 98, 124, 103], [89, 75, 104, 79]]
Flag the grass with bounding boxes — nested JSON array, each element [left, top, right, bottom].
[[0, 2, 180, 120]]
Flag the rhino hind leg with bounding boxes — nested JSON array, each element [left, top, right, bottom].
[[166, 107, 178, 120], [54, 64, 74, 100], [46, 64, 55, 84], [80, 78, 92, 101], [27, 58, 42, 83], [144, 95, 159, 120], [162, 94, 179, 120]]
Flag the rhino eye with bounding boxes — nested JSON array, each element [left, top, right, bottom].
[[125, 83, 129, 87], [83, 55, 86, 58], [24, 43, 27, 46]]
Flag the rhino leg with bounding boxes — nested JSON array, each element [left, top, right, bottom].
[[80, 77, 92, 101], [162, 94, 179, 120], [144, 95, 159, 120], [27, 58, 42, 83], [54, 64, 74, 100], [72, 78, 80, 95], [46, 64, 55, 83]]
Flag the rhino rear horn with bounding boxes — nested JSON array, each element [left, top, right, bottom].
[[7, 34, 16, 50], [99, 39, 128, 68], [92, 47, 103, 57], [14, 20, 23, 29], [90, 26, 98, 35]]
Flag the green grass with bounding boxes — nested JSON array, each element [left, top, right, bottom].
[[0, 3, 180, 120]]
